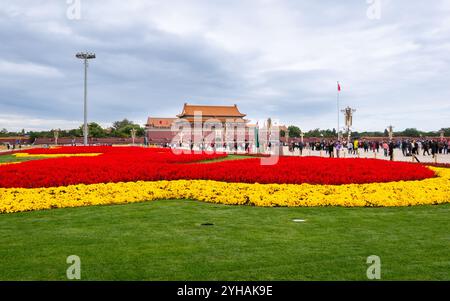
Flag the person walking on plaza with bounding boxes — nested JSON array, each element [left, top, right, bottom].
[[401, 140, 408, 156], [328, 140, 335, 158], [389, 141, 395, 161], [431, 140, 438, 158], [413, 140, 419, 155], [363, 140, 369, 152], [382, 141, 388, 157], [347, 141, 353, 155], [406, 140, 412, 156], [438, 141, 444, 154], [335, 141, 342, 158], [353, 139, 359, 155], [244, 140, 249, 153], [423, 140, 430, 155]]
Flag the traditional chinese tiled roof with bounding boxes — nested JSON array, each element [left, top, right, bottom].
[[146, 117, 177, 128], [177, 103, 246, 118]]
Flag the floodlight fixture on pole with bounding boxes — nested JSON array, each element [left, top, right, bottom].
[[76, 52, 96, 146], [337, 81, 341, 139]]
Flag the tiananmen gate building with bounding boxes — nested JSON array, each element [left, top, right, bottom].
[[145, 103, 250, 145]]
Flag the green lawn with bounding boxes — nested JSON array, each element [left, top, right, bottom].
[[0, 200, 448, 280], [0, 154, 45, 163], [0, 153, 251, 164], [199, 154, 255, 163]]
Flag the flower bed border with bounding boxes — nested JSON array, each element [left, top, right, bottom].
[[1, 167, 448, 213]]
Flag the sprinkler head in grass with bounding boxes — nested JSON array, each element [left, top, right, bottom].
[[292, 219, 306, 223], [201, 223, 214, 226]]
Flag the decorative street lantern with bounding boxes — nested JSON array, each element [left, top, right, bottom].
[[130, 128, 137, 145], [53, 128, 60, 145], [387, 125, 394, 141], [341, 106, 356, 143]]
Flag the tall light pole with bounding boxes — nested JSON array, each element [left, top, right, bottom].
[[337, 82, 340, 140], [76, 52, 96, 146]]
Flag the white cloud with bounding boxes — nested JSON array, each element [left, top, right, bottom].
[[0, 0, 449, 132], [0, 60, 63, 78], [0, 114, 81, 131]]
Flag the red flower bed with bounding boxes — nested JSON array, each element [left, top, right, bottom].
[[20, 146, 227, 164], [0, 147, 435, 188], [166, 157, 436, 185]]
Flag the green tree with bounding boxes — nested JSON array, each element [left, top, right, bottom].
[[401, 128, 420, 137], [79, 122, 106, 138], [288, 126, 301, 138], [440, 128, 450, 136], [66, 128, 82, 137], [306, 128, 321, 138], [112, 119, 134, 131], [112, 119, 144, 137]]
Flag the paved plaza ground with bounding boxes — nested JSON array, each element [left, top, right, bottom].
[[281, 147, 450, 164], [1, 145, 449, 164]]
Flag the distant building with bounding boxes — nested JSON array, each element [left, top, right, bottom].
[[176, 103, 247, 125], [145, 103, 249, 145], [145, 117, 178, 129]]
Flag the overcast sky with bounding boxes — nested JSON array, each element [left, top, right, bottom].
[[0, 0, 449, 132]]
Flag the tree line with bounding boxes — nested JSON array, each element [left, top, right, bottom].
[[0, 119, 145, 139], [284, 126, 450, 139], [1, 121, 448, 140]]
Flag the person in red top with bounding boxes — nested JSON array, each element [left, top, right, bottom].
[[382, 141, 389, 157]]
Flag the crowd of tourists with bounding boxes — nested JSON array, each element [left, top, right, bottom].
[[398, 139, 448, 156], [288, 138, 449, 160], [3, 142, 23, 150]]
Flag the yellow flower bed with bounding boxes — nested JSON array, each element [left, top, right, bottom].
[[0, 162, 21, 166], [0, 167, 449, 214], [13, 153, 102, 158]]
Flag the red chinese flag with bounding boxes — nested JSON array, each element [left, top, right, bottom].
[[337, 82, 341, 92]]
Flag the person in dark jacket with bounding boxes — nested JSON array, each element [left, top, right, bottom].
[[401, 140, 408, 156], [328, 141, 335, 158], [431, 140, 438, 157], [423, 140, 430, 155], [389, 141, 395, 161]]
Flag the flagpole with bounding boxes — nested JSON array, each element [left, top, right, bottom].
[[337, 81, 340, 140]]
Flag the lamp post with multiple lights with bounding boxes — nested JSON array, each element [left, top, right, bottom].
[[75, 52, 96, 146]]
